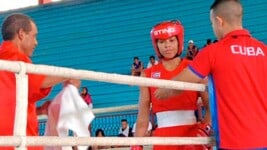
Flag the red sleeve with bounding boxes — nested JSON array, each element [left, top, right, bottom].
[[188, 46, 214, 78], [28, 74, 52, 102]]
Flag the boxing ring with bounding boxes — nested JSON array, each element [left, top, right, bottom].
[[0, 60, 215, 149]]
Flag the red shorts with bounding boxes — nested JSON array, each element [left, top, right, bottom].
[[152, 124, 206, 150]]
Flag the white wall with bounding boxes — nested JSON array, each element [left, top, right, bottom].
[[0, 0, 62, 12]]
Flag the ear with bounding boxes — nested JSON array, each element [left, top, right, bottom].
[[215, 16, 224, 27], [17, 28, 25, 40]]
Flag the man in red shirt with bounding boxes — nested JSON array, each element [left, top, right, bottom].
[[0, 13, 80, 150], [155, 0, 267, 149]]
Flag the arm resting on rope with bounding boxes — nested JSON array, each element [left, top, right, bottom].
[[154, 67, 203, 99], [41, 76, 80, 89], [41, 76, 67, 88]]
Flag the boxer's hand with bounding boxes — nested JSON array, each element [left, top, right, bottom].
[[197, 123, 213, 136], [64, 79, 81, 88], [196, 123, 213, 150]]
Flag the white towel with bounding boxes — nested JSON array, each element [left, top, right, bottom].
[[44, 84, 95, 150]]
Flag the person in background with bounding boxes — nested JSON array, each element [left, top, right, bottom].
[[80, 87, 93, 108], [195, 97, 205, 122], [118, 119, 133, 137], [92, 129, 110, 150], [146, 55, 159, 68], [80, 87, 93, 137], [185, 40, 199, 60], [36, 101, 51, 115], [203, 39, 212, 48], [131, 56, 144, 76]]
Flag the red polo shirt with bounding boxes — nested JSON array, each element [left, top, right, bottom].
[[189, 29, 267, 149], [0, 41, 51, 149]]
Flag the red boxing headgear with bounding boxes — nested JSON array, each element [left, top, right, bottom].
[[150, 20, 184, 59]]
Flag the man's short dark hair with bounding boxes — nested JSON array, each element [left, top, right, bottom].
[[210, 0, 242, 25], [121, 119, 127, 122], [210, 0, 240, 10], [1, 13, 33, 40], [149, 55, 155, 59], [213, 0, 240, 9], [133, 56, 139, 60]]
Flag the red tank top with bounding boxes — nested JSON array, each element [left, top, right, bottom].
[[145, 59, 198, 113]]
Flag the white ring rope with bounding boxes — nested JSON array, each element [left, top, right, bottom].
[[38, 104, 139, 120], [0, 60, 212, 147], [92, 104, 138, 114], [0, 60, 206, 91], [0, 137, 215, 146]]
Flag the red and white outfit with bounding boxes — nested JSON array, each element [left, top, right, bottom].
[[145, 59, 202, 150]]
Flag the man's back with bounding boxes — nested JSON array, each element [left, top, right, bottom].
[[0, 41, 50, 137], [0, 41, 26, 135], [193, 29, 267, 148]]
